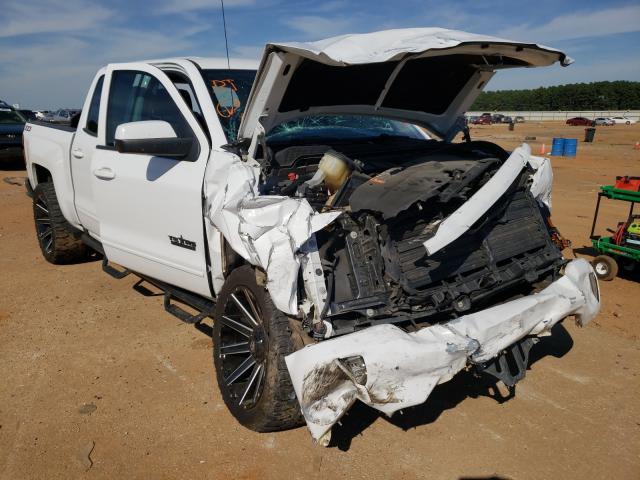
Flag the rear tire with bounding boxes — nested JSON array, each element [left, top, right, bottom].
[[32, 182, 87, 264], [592, 255, 618, 281], [213, 265, 304, 432]]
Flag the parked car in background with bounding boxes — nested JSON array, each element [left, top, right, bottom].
[[594, 117, 614, 126], [19, 110, 38, 121], [472, 115, 492, 124], [502, 116, 513, 124], [41, 111, 56, 122], [566, 117, 594, 126], [491, 114, 504, 123], [34, 110, 50, 120], [0, 105, 26, 162], [49, 109, 81, 124], [609, 116, 636, 125], [514, 116, 525, 123]]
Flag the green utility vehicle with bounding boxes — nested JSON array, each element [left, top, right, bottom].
[[590, 181, 640, 280]]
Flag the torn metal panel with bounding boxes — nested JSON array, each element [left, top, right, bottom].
[[203, 150, 340, 314], [528, 154, 553, 209], [285, 258, 600, 442], [422, 144, 556, 256], [300, 234, 331, 325], [423, 144, 531, 255]]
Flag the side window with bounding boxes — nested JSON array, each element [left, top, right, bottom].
[[106, 70, 192, 146], [85, 75, 104, 136]]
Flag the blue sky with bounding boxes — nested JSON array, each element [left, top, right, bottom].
[[1, 0, 639, 109]]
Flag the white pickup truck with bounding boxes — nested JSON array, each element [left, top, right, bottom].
[[24, 28, 601, 443]]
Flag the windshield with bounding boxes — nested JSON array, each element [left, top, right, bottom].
[[267, 115, 426, 142], [0, 108, 26, 124], [201, 69, 256, 142]]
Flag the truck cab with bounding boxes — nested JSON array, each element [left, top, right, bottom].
[[25, 58, 257, 297]]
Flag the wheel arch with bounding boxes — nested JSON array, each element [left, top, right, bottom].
[[32, 163, 53, 185]]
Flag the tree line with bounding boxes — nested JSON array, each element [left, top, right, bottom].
[[471, 81, 640, 111]]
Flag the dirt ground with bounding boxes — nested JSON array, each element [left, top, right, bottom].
[[1, 122, 639, 480]]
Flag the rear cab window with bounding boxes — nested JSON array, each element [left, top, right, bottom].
[[84, 76, 104, 136]]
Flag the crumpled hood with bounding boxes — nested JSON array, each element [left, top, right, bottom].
[[239, 27, 571, 141]]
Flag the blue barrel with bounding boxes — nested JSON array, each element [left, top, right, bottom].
[[551, 137, 565, 156], [563, 138, 578, 157]]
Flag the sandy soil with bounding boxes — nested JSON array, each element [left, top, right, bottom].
[[1, 122, 639, 480]]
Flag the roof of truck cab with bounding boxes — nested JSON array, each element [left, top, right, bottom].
[[144, 57, 259, 70]]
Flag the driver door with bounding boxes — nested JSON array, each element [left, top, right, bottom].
[[91, 63, 212, 297]]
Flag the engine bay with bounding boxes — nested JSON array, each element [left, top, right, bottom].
[[255, 136, 564, 336]]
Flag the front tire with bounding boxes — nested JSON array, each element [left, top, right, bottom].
[[213, 266, 304, 432], [592, 255, 618, 281], [32, 182, 87, 264]]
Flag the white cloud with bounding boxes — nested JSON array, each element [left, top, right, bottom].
[[283, 15, 354, 38], [498, 5, 640, 42], [0, 25, 200, 109], [232, 45, 265, 59], [0, 0, 113, 38]]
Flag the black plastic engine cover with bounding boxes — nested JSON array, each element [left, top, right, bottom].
[[348, 157, 498, 219]]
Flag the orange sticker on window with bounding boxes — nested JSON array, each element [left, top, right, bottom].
[[216, 103, 237, 118], [211, 79, 237, 91], [211, 79, 241, 118]]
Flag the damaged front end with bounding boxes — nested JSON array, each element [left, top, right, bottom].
[[286, 258, 600, 442], [202, 28, 599, 441], [204, 135, 600, 442]]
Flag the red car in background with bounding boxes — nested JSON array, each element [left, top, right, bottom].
[[471, 115, 492, 125], [566, 117, 595, 126]]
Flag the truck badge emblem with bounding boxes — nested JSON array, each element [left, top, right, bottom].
[[169, 235, 196, 251]]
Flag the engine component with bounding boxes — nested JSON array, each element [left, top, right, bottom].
[[305, 149, 354, 193]]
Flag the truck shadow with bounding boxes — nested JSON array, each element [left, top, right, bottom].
[[330, 323, 573, 451]]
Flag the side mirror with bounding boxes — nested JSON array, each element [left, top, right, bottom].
[[114, 120, 193, 159]]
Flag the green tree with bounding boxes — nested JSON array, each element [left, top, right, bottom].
[[471, 81, 640, 111]]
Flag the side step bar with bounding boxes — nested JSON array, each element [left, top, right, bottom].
[[163, 293, 211, 324], [102, 257, 130, 279], [137, 275, 215, 325], [80, 233, 216, 327]]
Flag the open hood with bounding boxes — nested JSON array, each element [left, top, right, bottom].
[[238, 28, 571, 141]]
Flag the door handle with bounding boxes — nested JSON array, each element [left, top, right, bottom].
[[93, 167, 116, 180], [71, 148, 84, 159]]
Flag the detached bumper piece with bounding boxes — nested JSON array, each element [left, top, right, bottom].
[[285, 259, 600, 442], [476, 336, 538, 388]]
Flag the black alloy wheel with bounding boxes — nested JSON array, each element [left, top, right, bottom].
[[32, 182, 86, 264], [213, 266, 304, 432]]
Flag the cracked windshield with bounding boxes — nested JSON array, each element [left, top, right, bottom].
[[268, 114, 426, 141]]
